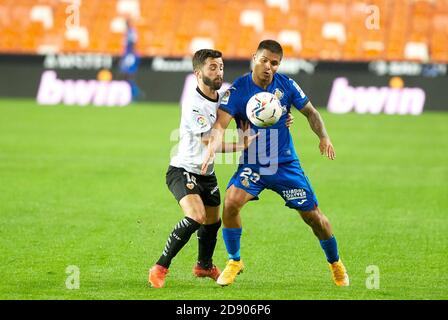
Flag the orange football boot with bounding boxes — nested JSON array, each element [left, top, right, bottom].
[[193, 264, 221, 281], [148, 264, 169, 288], [329, 260, 349, 286]]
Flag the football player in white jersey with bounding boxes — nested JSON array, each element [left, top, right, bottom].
[[148, 49, 258, 288]]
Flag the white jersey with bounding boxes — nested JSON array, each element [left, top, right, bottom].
[[170, 87, 222, 175]]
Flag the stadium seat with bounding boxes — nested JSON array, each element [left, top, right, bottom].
[[239, 9, 264, 33], [362, 41, 385, 60], [433, 13, 448, 32], [266, 0, 290, 13], [190, 37, 215, 55], [404, 41, 429, 61], [36, 44, 60, 55], [170, 35, 190, 57], [278, 30, 302, 54], [116, 0, 140, 19], [65, 26, 89, 49], [386, 42, 406, 61], [29, 5, 53, 29], [321, 22, 346, 45], [430, 31, 448, 62], [0, 0, 446, 62], [110, 17, 127, 33], [328, 1, 346, 22]]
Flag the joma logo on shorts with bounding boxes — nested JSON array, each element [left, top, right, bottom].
[[283, 189, 306, 200]]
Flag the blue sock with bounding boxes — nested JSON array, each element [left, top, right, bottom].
[[222, 228, 242, 261], [319, 235, 340, 263]]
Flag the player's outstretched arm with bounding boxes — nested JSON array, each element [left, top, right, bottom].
[[202, 121, 258, 154], [201, 109, 233, 174], [299, 102, 336, 160]]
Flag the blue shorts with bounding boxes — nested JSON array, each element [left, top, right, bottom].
[[227, 160, 318, 211]]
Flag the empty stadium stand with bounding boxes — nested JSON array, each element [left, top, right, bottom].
[[0, 0, 447, 62]]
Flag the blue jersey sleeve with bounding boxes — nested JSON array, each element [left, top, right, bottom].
[[288, 78, 309, 110], [218, 86, 239, 117]]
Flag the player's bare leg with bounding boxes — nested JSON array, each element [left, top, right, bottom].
[[298, 206, 332, 240], [217, 185, 253, 286], [298, 207, 349, 286], [222, 185, 253, 228], [149, 195, 206, 288], [204, 205, 220, 224], [193, 205, 222, 281], [180, 194, 207, 224]]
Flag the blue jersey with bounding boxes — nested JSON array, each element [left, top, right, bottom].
[[219, 72, 309, 166], [119, 27, 140, 74], [125, 27, 137, 54]]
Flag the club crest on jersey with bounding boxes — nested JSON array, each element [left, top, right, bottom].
[[186, 183, 195, 190], [196, 115, 208, 128], [273, 88, 284, 101], [241, 178, 250, 188], [271, 88, 287, 115]]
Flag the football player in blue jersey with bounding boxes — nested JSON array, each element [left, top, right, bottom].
[[118, 19, 142, 101], [201, 40, 349, 287]]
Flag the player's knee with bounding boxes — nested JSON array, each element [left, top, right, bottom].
[[204, 213, 220, 224], [320, 213, 330, 227], [188, 212, 207, 225], [299, 208, 323, 226], [185, 206, 207, 224], [224, 197, 242, 216], [301, 214, 315, 227], [312, 213, 330, 232]]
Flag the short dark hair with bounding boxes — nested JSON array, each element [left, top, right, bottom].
[[192, 49, 222, 71], [256, 40, 283, 59]]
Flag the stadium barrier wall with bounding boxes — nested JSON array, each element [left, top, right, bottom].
[[0, 54, 447, 113]]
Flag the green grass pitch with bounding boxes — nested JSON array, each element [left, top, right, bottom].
[[0, 98, 447, 300]]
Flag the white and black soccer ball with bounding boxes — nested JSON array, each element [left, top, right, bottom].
[[246, 92, 282, 127]]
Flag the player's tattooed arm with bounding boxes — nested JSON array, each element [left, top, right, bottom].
[[300, 102, 328, 138], [300, 102, 336, 160]]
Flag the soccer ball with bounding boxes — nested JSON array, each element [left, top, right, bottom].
[[246, 92, 283, 127]]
